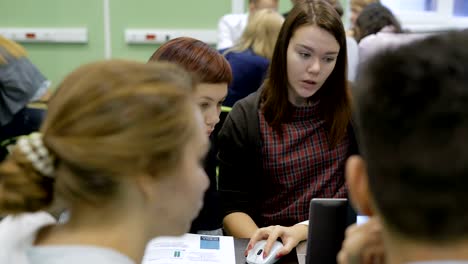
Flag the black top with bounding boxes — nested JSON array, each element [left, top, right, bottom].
[[189, 134, 222, 232]]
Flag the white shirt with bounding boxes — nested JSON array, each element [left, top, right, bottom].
[[358, 32, 429, 64], [0, 212, 134, 264], [216, 13, 249, 50], [346, 36, 359, 82]]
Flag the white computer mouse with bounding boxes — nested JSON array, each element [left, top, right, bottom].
[[246, 240, 283, 264]]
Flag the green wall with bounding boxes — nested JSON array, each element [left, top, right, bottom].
[[0, 0, 105, 88], [111, 0, 231, 61], [0, 0, 349, 87], [0, 0, 232, 87]]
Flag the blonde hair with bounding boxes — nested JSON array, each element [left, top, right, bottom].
[[0, 60, 198, 214], [225, 9, 284, 60], [0, 36, 27, 64]]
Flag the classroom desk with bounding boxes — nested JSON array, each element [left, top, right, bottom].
[[234, 238, 307, 264]]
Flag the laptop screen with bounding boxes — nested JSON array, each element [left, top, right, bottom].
[[305, 198, 356, 264]]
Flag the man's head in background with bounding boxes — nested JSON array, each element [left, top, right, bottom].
[[249, 0, 279, 13], [347, 30, 468, 262], [350, 0, 380, 26], [354, 3, 402, 42]]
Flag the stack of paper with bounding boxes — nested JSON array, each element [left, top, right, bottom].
[[142, 233, 236, 264]]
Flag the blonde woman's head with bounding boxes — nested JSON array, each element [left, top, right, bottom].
[[229, 9, 284, 60]]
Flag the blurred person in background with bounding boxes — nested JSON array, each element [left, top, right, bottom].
[[349, 0, 380, 38], [217, 0, 279, 50], [354, 2, 403, 43], [0, 36, 50, 147], [221, 9, 284, 107]]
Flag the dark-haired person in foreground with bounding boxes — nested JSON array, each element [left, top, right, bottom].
[[339, 30, 468, 263]]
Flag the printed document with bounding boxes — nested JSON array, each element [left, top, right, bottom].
[[142, 233, 236, 264]]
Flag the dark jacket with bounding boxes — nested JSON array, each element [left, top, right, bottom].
[[190, 134, 222, 232], [217, 91, 359, 225], [0, 47, 47, 126], [220, 48, 269, 107]]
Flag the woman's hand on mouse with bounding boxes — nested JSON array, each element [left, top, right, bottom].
[[245, 224, 308, 258], [337, 217, 385, 264]]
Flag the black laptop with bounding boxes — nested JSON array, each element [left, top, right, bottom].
[[305, 198, 356, 264]]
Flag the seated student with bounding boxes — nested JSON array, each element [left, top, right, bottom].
[[221, 9, 284, 107], [218, 0, 358, 247], [0, 60, 209, 264], [354, 3, 403, 43], [339, 30, 468, 264], [148, 37, 232, 235], [0, 36, 50, 144], [348, 0, 380, 38], [355, 3, 433, 67], [217, 0, 279, 50]]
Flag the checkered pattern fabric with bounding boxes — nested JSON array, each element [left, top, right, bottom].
[[258, 101, 350, 226]]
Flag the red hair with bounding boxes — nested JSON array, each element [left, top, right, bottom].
[[148, 37, 232, 84]]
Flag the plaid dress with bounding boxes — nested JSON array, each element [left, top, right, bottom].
[[258, 100, 350, 226]]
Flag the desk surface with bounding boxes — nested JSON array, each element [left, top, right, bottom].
[[234, 238, 307, 264]]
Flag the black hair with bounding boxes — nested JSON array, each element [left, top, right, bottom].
[[355, 3, 403, 42], [354, 30, 468, 242]]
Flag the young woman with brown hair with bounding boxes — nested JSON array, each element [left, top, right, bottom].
[[217, 0, 358, 257]]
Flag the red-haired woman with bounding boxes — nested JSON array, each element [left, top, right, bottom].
[[149, 37, 232, 235], [217, 0, 358, 255]]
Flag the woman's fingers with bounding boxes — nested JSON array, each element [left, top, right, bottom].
[[263, 225, 283, 256]]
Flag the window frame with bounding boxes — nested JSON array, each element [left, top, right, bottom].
[[381, 0, 468, 32]]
